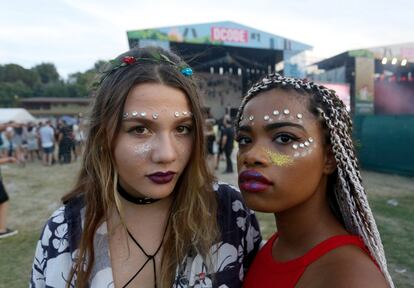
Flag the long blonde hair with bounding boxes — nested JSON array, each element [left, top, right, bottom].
[[62, 47, 219, 287]]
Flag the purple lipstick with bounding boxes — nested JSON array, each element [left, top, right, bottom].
[[147, 171, 176, 184], [238, 169, 273, 193]]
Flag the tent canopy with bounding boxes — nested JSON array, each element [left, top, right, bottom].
[[0, 108, 36, 124]]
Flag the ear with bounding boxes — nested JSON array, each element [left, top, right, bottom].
[[323, 146, 337, 175]]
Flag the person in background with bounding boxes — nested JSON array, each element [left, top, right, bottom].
[[26, 123, 39, 162], [221, 115, 235, 173], [0, 123, 18, 239], [205, 119, 216, 171], [38, 121, 55, 166]]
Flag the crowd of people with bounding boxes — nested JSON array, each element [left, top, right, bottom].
[[0, 119, 86, 167]]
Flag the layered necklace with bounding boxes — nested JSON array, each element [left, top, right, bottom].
[[116, 183, 171, 288]]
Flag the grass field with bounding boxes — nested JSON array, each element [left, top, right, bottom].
[[0, 160, 413, 287]]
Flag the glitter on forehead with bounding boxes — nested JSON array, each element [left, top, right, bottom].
[[264, 148, 294, 167]]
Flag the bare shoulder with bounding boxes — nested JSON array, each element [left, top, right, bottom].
[[297, 244, 388, 288]]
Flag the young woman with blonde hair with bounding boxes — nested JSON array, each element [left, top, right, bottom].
[[31, 47, 261, 288]]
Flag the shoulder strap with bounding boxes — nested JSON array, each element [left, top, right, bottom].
[[303, 235, 366, 266]]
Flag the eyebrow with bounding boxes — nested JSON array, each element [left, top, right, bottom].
[[239, 122, 306, 133], [264, 122, 306, 132]]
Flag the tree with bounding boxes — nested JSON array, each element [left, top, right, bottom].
[[0, 64, 40, 88], [32, 63, 60, 84]]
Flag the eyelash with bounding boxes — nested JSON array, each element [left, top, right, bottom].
[[273, 133, 300, 144], [176, 125, 193, 135], [236, 133, 300, 147], [127, 125, 193, 136]]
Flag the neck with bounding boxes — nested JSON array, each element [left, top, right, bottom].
[[274, 180, 347, 257]]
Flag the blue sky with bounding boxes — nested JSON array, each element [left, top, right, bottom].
[[1, 0, 412, 77]]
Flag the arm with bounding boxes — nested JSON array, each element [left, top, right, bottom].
[[0, 157, 17, 165]]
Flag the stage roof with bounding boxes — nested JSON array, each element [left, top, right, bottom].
[[127, 21, 312, 52]]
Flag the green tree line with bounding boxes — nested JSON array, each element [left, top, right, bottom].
[[0, 61, 107, 107]]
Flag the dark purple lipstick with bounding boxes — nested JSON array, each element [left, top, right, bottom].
[[147, 171, 176, 184], [238, 169, 273, 193]]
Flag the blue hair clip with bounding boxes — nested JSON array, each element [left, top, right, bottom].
[[180, 67, 193, 77]]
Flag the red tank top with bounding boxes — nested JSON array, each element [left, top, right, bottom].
[[243, 233, 373, 288]]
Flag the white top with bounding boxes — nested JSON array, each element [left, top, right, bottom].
[[39, 126, 55, 148]]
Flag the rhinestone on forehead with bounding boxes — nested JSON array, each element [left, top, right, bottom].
[[152, 113, 159, 120], [132, 111, 138, 117], [264, 115, 270, 121], [273, 110, 279, 116], [249, 115, 254, 121], [297, 113, 303, 119], [140, 112, 147, 117], [283, 109, 290, 115], [174, 112, 180, 117]]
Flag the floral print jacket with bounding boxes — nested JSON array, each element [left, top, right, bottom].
[[30, 182, 262, 288]]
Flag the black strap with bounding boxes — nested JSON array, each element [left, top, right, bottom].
[[117, 182, 160, 205], [121, 210, 171, 288]]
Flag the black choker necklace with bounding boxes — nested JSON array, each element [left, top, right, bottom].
[[117, 182, 160, 205]]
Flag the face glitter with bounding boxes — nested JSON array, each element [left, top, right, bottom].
[[264, 148, 294, 167], [133, 143, 152, 160]]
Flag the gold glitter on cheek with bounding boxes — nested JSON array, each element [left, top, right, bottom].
[[264, 148, 294, 167]]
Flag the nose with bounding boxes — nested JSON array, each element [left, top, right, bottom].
[[238, 143, 269, 168], [151, 133, 177, 164]]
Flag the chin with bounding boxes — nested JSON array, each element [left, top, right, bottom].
[[241, 192, 280, 213]]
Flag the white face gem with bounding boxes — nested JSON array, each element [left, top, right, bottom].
[[273, 110, 279, 116], [297, 113, 303, 119], [295, 84, 301, 89], [183, 111, 188, 116], [292, 144, 298, 150], [309, 137, 314, 143], [264, 115, 270, 121], [304, 141, 310, 146], [152, 113, 159, 119], [140, 112, 147, 117], [283, 109, 290, 115], [249, 115, 254, 121], [131, 111, 138, 117], [299, 143, 305, 148], [123, 112, 128, 119], [174, 111, 180, 117]]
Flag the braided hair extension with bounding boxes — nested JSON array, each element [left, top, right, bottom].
[[235, 73, 394, 287]]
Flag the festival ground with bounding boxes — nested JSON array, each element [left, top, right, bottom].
[[0, 156, 413, 287]]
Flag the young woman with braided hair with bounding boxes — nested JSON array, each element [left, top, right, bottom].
[[236, 73, 393, 287]]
